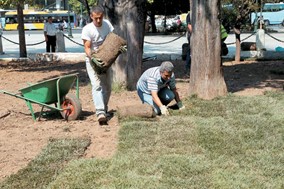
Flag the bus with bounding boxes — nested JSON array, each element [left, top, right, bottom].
[[4, 10, 76, 30], [0, 9, 15, 29], [251, 3, 284, 26]]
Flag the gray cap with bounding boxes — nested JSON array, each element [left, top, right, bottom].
[[159, 61, 174, 72]]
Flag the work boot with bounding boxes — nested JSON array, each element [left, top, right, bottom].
[[106, 111, 114, 118], [97, 114, 107, 125]]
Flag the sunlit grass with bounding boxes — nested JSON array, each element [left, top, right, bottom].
[[0, 138, 90, 189], [1, 91, 283, 188], [112, 82, 127, 93]]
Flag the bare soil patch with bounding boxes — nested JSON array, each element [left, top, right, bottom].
[[0, 59, 283, 181]]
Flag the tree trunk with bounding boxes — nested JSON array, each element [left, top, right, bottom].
[[17, 3, 27, 58], [77, 0, 90, 20], [84, 0, 91, 22], [234, 26, 241, 62], [189, 0, 227, 100], [150, 13, 156, 33], [98, 0, 146, 90]]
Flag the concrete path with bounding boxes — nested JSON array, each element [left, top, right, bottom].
[[1, 30, 284, 61]]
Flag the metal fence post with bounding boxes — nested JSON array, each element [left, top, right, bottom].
[[0, 28, 4, 55], [256, 28, 265, 58], [56, 31, 66, 52]]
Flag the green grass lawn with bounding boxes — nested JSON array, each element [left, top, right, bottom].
[[1, 91, 283, 189]]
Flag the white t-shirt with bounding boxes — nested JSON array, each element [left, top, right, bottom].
[[81, 19, 114, 51], [44, 22, 57, 36]]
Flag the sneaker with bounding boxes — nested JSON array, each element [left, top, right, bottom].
[[97, 114, 107, 123]]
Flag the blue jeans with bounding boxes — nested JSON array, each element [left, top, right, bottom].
[[86, 57, 112, 116], [137, 87, 175, 114]]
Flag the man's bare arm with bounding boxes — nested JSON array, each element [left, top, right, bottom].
[[83, 39, 92, 58], [188, 23, 192, 33], [151, 91, 163, 107]]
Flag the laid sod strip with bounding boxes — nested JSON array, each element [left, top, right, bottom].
[[45, 92, 284, 188], [0, 138, 90, 189]]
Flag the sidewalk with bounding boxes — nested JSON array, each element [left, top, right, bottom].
[[1, 31, 284, 61], [0, 32, 188, 61]]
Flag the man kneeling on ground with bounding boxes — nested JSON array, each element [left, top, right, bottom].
[[136, 61, 185, 115]]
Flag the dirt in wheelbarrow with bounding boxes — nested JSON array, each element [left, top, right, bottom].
[[0, 59, 283, 181]]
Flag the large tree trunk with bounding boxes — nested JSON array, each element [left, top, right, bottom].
[[98, 0, 146, 90], [189, 0, 227, 100], [17, 2, 27, 58]]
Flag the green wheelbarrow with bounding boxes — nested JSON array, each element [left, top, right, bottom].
[[0, 73, 82, 121]]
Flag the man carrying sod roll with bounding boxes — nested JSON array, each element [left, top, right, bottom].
[[81, 6, 126, 124]]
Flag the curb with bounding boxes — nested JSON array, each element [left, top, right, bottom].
[[0, 51, 284, 62], [0, 53, 86, 62]]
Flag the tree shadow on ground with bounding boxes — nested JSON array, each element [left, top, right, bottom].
[[0, 60, 90, 87], [33, 110, 95, 121], [223, 60, 284, 93], [1, 59, 283, 94], [142, 60, 284, 93]]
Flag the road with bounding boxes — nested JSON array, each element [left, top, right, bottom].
[[1, 28, 284, 59]]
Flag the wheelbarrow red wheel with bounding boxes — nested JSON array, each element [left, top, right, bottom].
[[60, 93, 82, 121]]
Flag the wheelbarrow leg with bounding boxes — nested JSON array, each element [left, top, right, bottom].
[[37, 106, 45, 121], [25, 100, 36, 121]]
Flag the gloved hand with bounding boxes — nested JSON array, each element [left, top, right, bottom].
[[119, 45, 127, 53], [177, 101, 185, 110], [91, 57, 107, 74], [91, 57, 105, 68], [160, 105, 170, 116]]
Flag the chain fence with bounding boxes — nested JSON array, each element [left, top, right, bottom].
[[63, 34, 84, 46], [226, 31, 257, 45], [144, 32, 186, 45], [0, 30, 284, 49], [265, 32, 284, 43], [1, 35, 45, 46]]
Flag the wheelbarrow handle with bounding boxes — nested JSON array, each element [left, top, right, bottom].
[[0, 90, 22, 97], [0, 90, 65, 111]]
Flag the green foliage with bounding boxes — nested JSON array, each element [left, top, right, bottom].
[[221, 6, 238, 32], [69, 0, 97, 16], [146, 0, 189, 15], [221, 0, 262, 29], [0, 0, 20, 9], [112, 82, 127, 93], [0, 0, 37, 9]]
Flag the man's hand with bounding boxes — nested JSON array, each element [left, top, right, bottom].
[[177, 101, 185, 110], [119, 45, 127, 53], [91, 57, 104, 68], [90, 57, 107, 74], [160, 105, 170, 116]]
